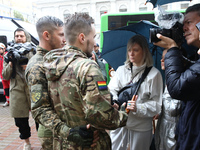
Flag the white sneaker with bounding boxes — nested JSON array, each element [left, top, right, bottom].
[[23, 143, 31, 150], [3, 101, 9, 107]]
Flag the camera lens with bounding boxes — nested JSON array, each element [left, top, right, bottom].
[[149, 28, 172, 43], [149, 28, 161, 43]]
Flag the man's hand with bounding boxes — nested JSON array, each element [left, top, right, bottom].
[[112, 102, 119, 110], [153, 34, 178, 50], [68, 124, 99, 148], [21, 65, 27, 70], [9, 61, 12, 67], [120, 102, 126, 111]]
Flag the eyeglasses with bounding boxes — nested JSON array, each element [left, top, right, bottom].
[[94, 45, 97, 47]]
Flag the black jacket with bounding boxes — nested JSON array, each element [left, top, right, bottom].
[[164, 47, 200, 150]]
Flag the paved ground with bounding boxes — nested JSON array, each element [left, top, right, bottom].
[[0, 102, 42, 150]]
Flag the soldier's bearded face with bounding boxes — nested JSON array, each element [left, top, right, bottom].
[[84, 24, 96, 58], [86, 40, 92, 57]]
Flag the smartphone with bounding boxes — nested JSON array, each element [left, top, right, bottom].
[[196, 22, 200, 31]]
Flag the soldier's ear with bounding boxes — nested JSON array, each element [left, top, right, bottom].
[[43, 31, 50, 40], [78, 33, 85, 44]]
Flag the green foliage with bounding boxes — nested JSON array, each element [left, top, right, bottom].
[[13, 10, 24, 21]]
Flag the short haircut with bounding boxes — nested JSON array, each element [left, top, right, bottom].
[[64, 12, 94, 45], [186, 3, 200, 16], [14, 28, 31, 42], [14, 28, 25, 37], [36, 16, 63, 39], [125, 34, 153, 67]]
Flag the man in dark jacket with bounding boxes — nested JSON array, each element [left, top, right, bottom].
[[154, 3, 200, 150]]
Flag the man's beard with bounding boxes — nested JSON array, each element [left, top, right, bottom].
[[49, 38, 58, 50], [86, 40, 92, 58]]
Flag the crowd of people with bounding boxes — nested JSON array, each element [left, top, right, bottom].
[[0, 3, 200, 150]]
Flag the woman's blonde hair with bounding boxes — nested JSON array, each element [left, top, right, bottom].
[[125, 34, 153, 67]]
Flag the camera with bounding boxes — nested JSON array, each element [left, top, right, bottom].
[[150, 10, 184, 44], [4, 42, 36, 65], [149, 22, 184, 43], [4, 42, 36, 78]]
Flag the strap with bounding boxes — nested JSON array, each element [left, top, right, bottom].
[[133, 66, 152, 95]]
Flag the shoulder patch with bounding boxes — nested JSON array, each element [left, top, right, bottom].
[[31, 84, 43, 103], [96, 81, 107, 90]]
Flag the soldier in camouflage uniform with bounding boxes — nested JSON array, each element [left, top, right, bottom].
[[40, 13, 128, 149], [25, 16, 66, 149]]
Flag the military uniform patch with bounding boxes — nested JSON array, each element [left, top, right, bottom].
[[31, 84, 42, 103], [31, 92, 41, 103], [96, 81, 107, 90]]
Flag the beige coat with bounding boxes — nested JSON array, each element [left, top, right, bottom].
[[2, 29, 35, 118]]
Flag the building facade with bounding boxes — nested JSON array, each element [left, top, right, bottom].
[[33, 0, 199, 31], [32, 0, 199, 43], [0, 0, 35, 23]]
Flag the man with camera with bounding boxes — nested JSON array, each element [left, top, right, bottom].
[[153, 3, 200, 150], [2, 28, 35, 150]]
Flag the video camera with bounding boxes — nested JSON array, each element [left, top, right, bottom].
[[149, 8, 184, 44], [4, 42, 36, 78], [5, 42, 36, 65]]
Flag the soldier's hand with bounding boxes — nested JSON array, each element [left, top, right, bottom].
[[112, 102, 119, 110], [88, 124, 99, 148], [120, 102, 126, 111], [68, 124, 94, 148]]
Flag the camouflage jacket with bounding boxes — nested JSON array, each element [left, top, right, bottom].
[[42, 46, 128, 150], [25, 46, 53, 142]]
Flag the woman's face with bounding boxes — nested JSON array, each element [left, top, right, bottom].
[[128, 43, 144, 66]]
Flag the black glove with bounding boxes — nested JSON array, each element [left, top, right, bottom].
[[67, 125, 93, 148]]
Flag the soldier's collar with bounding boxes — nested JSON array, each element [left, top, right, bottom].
[[68, 45, 88, 58], [37, 46, 49, 52], [69, 45, 81, 51]]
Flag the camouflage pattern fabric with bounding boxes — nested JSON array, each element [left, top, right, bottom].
[[41, 46, 128, 149], [38, 137, 54, 150], [25, 46, 53, 149]]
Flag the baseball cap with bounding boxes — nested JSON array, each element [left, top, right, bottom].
[[0, 43, 5, 49], [96, 43, 99, 47]]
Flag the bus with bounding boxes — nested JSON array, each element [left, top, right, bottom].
[[100, 10, 186, 83], [100, 11, 156, 50], [100, 10, 186, 52]]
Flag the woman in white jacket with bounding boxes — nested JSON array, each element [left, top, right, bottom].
[[108, 34, 163, 150]]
